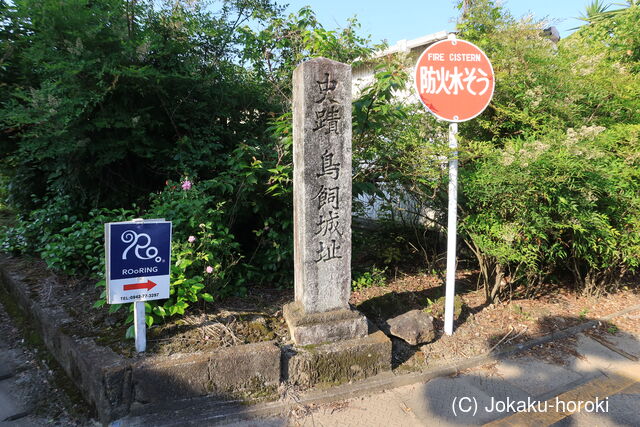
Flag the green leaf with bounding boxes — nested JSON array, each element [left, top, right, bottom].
[[153, 306, 167, 317], [125, 325, 135, 340]]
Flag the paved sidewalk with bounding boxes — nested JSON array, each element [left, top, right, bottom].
[[0, 299, 38, 426], [0, 292, 94, 426], [113, 307, 640, 427], [279, 325, 640, 427]]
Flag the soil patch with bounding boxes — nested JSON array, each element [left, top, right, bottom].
[[1, 256, 293, 358], [2, 254, 639, 371], [350, 270, 640, 371]]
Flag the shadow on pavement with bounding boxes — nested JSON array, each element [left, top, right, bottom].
[[417, 315, 640, 426]]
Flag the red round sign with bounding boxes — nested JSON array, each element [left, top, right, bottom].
[[414, 38, 495, 122]]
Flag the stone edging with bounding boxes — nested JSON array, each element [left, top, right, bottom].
[[284, 302, 640, 415], [3, 255, 639, 425], [117, 303, 640, 426], [0, 257, 281, 423]]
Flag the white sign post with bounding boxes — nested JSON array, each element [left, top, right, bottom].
[[134, 300, 146, 353], [414, 34, 495, 335], [105, 219, 172, 352], [444, 123, 458, 336]]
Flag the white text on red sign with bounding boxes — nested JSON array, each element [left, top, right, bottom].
[[418, 66, 490, 96], [426, 53, 483, 62]]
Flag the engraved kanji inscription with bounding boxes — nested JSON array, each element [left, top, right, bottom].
[[314, 239, 342, 262], [313, 185, 339, 210], [312, 105, 341, 134], [315, 211, 342, 237], [316, 150, 340, 179], [315, 73, 338, 103]]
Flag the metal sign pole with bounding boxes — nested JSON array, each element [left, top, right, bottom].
[[131, 217, 146, 353], [444, 122, 458, 336], [413, 33, 494, 337], [134, 301, 146, 352]]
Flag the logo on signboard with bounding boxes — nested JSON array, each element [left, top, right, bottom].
[[121, 230, 162, 262], [109, 223, 171, 281]]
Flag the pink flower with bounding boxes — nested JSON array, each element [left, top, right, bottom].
[[181, 180, 192, 191], [205, 266, 214, 274], [188, 236, 196, 243]]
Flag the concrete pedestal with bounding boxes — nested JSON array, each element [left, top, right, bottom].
[[284, 326, 392, 387], [283, 302, 367, 346]]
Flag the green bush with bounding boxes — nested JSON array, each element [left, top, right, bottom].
[[0, 195, 78, 255], [0, 3, 376, 340], [149, 181, 245, 298], [41, 207, 137, 276], [1, 1, 368, 293], [92, 209, 243, 335], [93, 219, 238, 335], [352, 266, 387, 291], [0, 202, 137, 276], [0, 0, 280, 213], [461, 125, 640, 301]]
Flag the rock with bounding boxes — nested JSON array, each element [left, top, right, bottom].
[[285, 329, 391, 387], [386, 310, 435, 346], [292, 57, 353, 315]]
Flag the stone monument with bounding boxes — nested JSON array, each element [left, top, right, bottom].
[[283, 57, 368, 346]]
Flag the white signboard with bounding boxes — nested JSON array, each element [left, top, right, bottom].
[[105, 219, 171, 304]]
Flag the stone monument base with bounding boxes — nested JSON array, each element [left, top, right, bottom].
[[284, 327, 392, 387], [283, 302, 368, 346]]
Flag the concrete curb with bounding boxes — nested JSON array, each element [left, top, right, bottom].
[[3, 254, 639, 425], [0, 257, 282, 423], [0, 256, 391, 423], [117, 303, 640, 426], [0, 258, 132, 422]]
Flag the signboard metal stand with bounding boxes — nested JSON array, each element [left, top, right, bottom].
[[105, 218, 172, 353], [134, 300, 146, 352], [413, 32, 494, 336], [131, 218, 147, 352]]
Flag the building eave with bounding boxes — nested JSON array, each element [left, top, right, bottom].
[[375, 30, 450, 58]]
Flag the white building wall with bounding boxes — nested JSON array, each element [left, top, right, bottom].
[[352, 31, 450, 226]]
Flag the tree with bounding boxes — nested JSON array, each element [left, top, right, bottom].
[[0, 1, 380, 294], [575, 0, 612, 25], [0, 0, 280, 212], [452, 0, 640, 302]]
